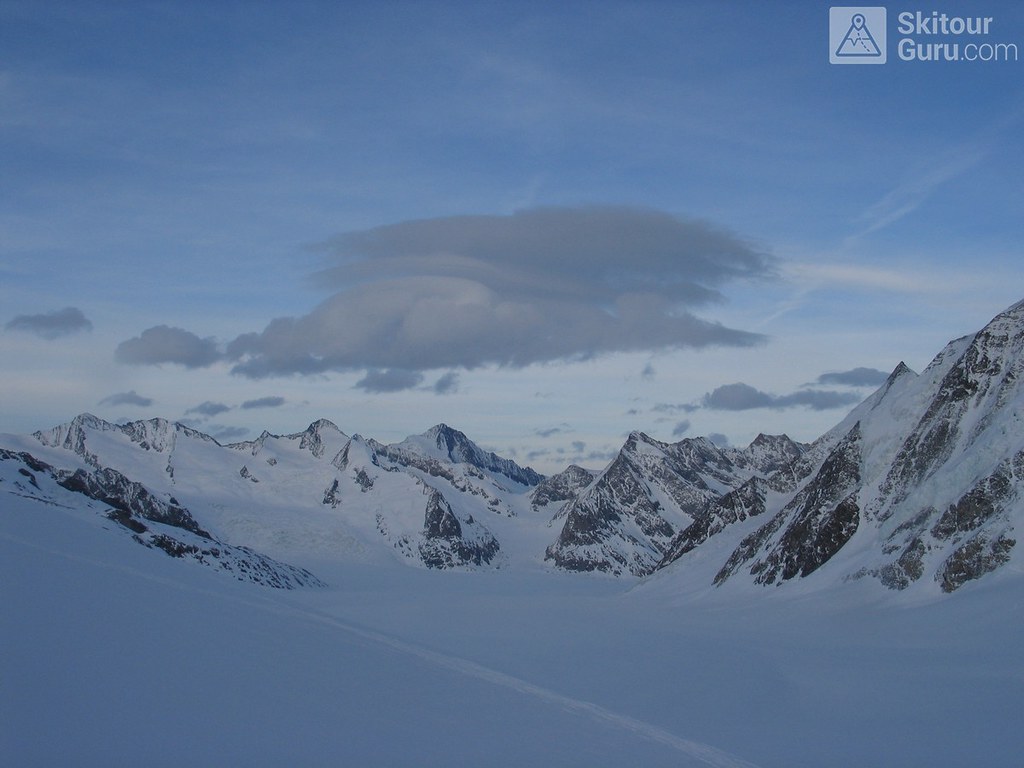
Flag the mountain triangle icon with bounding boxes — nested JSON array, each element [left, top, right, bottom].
[[835, 13, 881, 56]]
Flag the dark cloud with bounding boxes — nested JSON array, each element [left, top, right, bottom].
[[432, 371, 460, 394], [227, 206, 771, 378], [354, 368, 424, 393], [641, 363, 656, 380], [703, 383, 775, 410], [702, 382, 861, 411], [815, 367, 889, 387], [185, 401, 231, 417], [5, 307, 92, 339], [99, 390, 153, 407], [240, 396, 285, 409], [116, 325, 221, 368], [571, 440, 586, 453], [708, 433, 731, 448], [536, 427, 564, 438], [672, 420, 691, 437]]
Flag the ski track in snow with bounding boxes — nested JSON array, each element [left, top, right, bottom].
[[1, 528, 761, 768], [269, 605, 764, 768]]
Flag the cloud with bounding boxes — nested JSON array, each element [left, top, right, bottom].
[[116, 325, 221, 368], [240, 396, 285, 409], [354, 369, 424, 393], [707, 433, 731, 448], [432, 371, 460, 394], [227, 206, 771, 377], [854, 146, 985, 238], [5, 307, 92, 339], [536, 427, 564, 438], [672, 420, 691, 437], [702, 382, 861, 411], [783, 263, 948, 295], [99, 390, 154, 407], [185, 401, 231, 417], [641, 363, 656, 380], [652, 402, 699, 414], [814, 367, 888, 387]]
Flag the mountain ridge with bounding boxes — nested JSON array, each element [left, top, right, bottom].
[[4, 297, 1024, 596]]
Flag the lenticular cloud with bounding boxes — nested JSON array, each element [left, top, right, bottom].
[[225, 206, 771, 381]]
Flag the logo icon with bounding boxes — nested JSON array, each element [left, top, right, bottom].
[[830, 7, 887, 64]]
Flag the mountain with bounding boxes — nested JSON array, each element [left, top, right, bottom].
[[388, 423, 545, 487], [3, 298, 1024, 596], [0, 447, 323, 589], [668, 299, 1024, 593], [543, 431, 768, 575], [10, 414, 547, 577]]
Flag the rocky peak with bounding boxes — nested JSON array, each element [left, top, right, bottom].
[[33, 413, 115, 467], [291, 418, 344, 459], [398, 424, 544, 487], [120, 418, 178, 453], [530, 464, 595, 512], [737, 433, 807, 476]]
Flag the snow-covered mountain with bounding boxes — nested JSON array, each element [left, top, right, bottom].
[[2, 298, 1023, 597], [664, 299, 1024, 594], [8, 416, 546, 576], [543, 431, 802, 575], [0, 447, 323, 588], [4, 298, 1024, 768]]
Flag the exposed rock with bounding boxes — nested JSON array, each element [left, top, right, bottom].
[[718, 423, 862, 586], [939, 534, 1015, 592], [932, 467, 1011, 540], [877, 538, 926, 590], [530, 464, 595, 515], [354, 468, 374, 492], [322, 478, 341, 508], [55, 466, 211, 539], [418, 489, 500, 569], [658, 477, 767, 570]]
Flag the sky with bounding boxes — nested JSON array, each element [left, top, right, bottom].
[[3, 0, 1024, 473]]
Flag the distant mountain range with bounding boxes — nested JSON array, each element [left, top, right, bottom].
[[3, 298, 1023, 596]]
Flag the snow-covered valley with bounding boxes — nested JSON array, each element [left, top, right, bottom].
[[3, 485, 1021, 767], [4, 298, 1024, 766]]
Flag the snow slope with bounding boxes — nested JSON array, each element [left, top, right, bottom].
[[3, 483, 1021, 767]]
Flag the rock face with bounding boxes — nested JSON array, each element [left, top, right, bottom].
[[715, 423, 862, 586], [418, 489, 500, 569], [530, 465, 595, 515], [56, 465, 212, 539], [544, 432, 777, 576], [658, 477, 767, 569], [707, 299, 1024, 592]]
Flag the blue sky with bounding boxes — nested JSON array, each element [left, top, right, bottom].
[[3, 0, 1024, 472]]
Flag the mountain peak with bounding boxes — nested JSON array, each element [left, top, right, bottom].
[[425, 423, 471, 453], [396, 424, 543, 487], [888, 361, 914, 381], [305, 418, 342, 433]]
